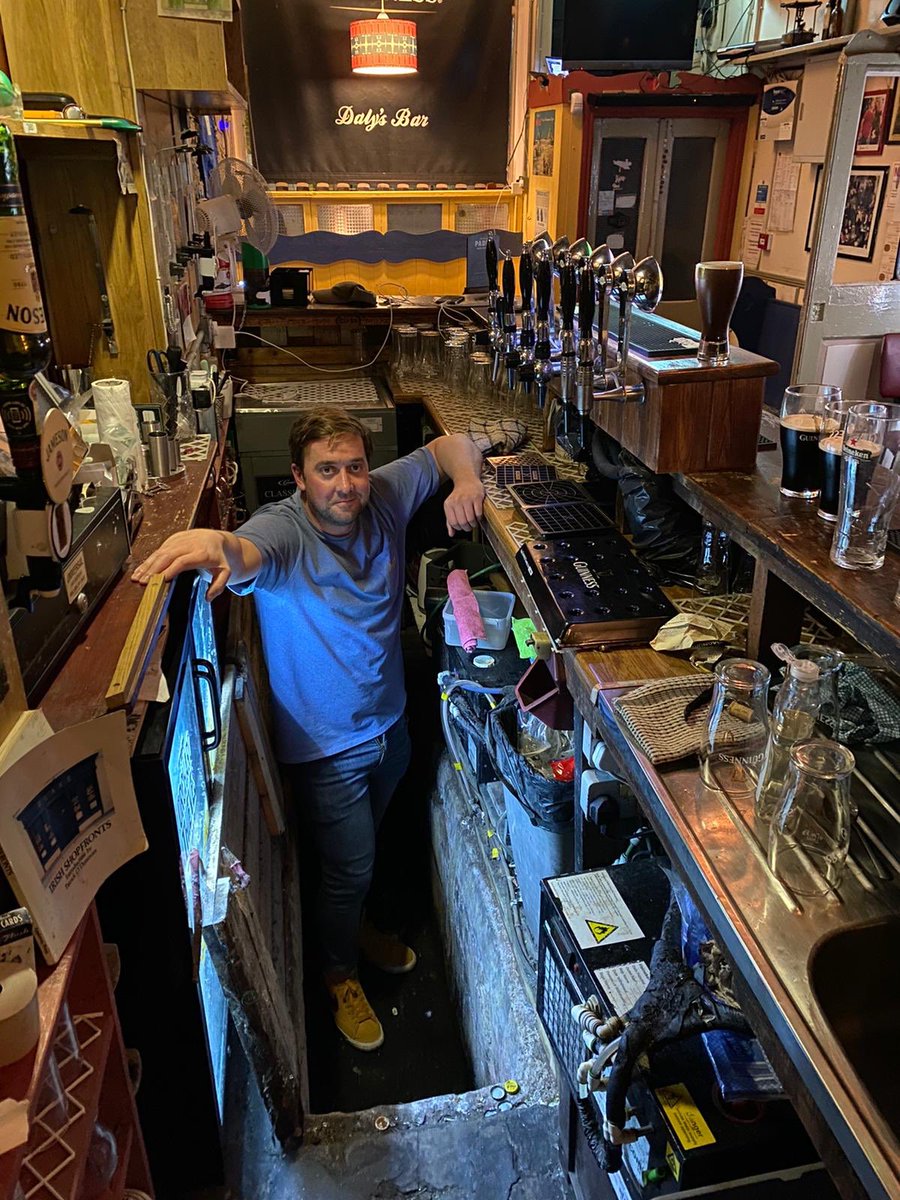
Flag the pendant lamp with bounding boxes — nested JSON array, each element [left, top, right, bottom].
[[350, 1, 417, 76]]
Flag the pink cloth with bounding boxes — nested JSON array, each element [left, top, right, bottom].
[[447, 569, 485, 652]]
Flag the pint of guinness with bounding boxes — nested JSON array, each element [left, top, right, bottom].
[[779, 384, 842, 499], [695, 261, 743, 366], [818, 399, 856, 521]]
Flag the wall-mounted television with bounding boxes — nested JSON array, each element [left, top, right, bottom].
[[551, 0, 701, 71]]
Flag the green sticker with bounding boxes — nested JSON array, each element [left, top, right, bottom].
[[512, 618, 537, 659]]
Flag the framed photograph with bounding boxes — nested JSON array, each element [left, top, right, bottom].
[[888, 83, 900, 145], [805, 163, 823, 253], [532, 110, 556, 178], [855, 89, 891, 155], [838, 168, 889, 261]]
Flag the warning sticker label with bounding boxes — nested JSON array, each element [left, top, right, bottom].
[[549, 870, 644, 951], [656, 1083, 716, 1151]]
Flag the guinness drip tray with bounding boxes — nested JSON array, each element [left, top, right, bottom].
[[516, 531, 676, 648]]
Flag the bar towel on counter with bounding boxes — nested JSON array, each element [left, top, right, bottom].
[[467, 416, 528, 457], [446, 569, 486, 653], [614, 676, 714, 766]]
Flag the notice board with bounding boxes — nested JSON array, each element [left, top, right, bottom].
[[242, 0, 512, 185]]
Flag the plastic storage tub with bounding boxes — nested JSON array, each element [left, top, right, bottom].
[[442, 590, 515, 651]]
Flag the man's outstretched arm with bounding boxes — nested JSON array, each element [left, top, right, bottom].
[[425, 434, 486, 535], [132, 529, 263, 600]]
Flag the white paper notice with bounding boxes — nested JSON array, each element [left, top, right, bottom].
[[594, 960, 651, 1017], [550, 871, 645, 949], [876, 163, 900, 282], [769, 154, 801, 233], [535, 189, 550, 229]]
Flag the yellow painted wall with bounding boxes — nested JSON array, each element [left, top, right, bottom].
[[523, 102, 585, 241]]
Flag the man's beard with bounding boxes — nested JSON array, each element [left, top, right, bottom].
[[305, 492, 364, 531]]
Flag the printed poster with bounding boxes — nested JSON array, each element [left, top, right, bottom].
[[532, 110, 556, 177]]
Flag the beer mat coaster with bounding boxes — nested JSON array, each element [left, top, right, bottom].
[[494, 463, 558, 486], [613, 676, 761, 767], [180, 434, 212, 461]]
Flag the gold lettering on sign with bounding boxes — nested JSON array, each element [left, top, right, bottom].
[[336, 105, 429, 132]]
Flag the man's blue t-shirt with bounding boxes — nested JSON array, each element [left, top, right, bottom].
[[231, 447, 439, 764]]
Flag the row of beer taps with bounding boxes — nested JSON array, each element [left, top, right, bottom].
[[484, 232, 663, 452]]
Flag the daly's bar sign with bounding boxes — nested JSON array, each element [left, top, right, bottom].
[[243, 0, 512, 184]]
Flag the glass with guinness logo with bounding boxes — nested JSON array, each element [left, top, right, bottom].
[[817, 398, 856, 521], [779, 384, 842, 499], [831, 402, 900, 571]]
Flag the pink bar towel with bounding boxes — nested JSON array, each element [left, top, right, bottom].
[[447, 569, 486, 653]]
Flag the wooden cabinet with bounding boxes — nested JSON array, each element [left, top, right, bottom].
[[0, 0, 247, 118], [793, 55, 842, 162], [0, 907, 154, 1200]]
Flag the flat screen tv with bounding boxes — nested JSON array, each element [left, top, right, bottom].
[[551, 0, 701, 71]]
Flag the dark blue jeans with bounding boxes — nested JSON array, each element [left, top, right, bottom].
[[287, 716, 411, 974]]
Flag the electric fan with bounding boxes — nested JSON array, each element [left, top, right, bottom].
[[194, 156, 279, 296]]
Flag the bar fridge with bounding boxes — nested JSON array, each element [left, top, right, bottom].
[[98, 573, 229, 1198]]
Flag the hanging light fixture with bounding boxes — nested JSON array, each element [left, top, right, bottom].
[[350, 0, 417, 76]]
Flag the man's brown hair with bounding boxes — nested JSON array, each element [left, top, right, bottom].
[[289, 406, 374, 471]]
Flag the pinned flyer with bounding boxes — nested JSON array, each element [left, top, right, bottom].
[[550, 871, 644, 951]]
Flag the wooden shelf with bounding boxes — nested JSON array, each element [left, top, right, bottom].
[[723, 33, 851, 67], [1, 119, 133, 143]]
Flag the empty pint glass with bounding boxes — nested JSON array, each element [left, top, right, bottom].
[[779, 384, 842, 499], [831, 402, 900, 571], [694, 261, 744, 366]]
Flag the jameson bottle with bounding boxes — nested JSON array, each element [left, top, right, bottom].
[[0, 114, 65, 598]]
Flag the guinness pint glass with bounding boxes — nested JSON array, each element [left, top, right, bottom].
[[779, 384, 842, 499], [818, 399, 856, 521], [695, 261, 744, 366]]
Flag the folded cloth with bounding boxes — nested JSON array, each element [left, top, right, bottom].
[[651, 612, 733, 653], [467, 416, 528, 457], [615, 677, 712, 765], [826, 663, 900, 744], [446, 569, 485, 653]]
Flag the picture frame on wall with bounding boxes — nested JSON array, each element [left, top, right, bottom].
[[855, 89, 891, 155], [838, 167, 889, 261], [888, 83, 900, 145]]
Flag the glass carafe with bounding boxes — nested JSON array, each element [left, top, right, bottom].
[[699, 659, 771, 798], [768, 739, 855, 897]]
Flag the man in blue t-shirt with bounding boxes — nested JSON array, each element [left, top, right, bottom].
[[133, 407, 485, 1051]]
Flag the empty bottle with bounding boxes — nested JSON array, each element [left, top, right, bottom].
[[755, 645, 823, 824]]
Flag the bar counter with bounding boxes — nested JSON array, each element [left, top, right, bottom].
[[419, 380, 900, 1200]]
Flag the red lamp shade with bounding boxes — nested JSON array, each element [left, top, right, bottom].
[[350, 16, 417, 75]]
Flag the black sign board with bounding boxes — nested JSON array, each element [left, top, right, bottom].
[[256, 475, 297, 506], [242, 0, 512, 185], [466, 230, 523, 292]]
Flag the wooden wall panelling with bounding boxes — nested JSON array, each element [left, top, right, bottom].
[[0, 0, 135, 121], [21, 138, 164, 404]]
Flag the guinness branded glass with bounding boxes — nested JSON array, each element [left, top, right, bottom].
[[831, 402, 900, 571], [818, 398, 856, 521], [779, 384, 842, 499], [694, 261, 744, 365]]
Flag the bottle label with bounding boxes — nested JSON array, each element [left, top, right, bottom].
[[0, 214, 47, 335]]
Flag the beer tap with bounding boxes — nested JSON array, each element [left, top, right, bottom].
[[501, 252, 519, 392], [591, 254, 664, 408], [590, 244, 615, 387], [517, 242, 536, 400], [534, 255, 555, 449], [576, 258, 596, 414], [485, 235, 503, 381], [558, 259, 577, 407]]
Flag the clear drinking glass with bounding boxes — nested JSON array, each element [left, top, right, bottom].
[[768, 739, 855, 897], [467, 352, 494, 403], [831, 402, 900, 571], [699, 658, 772, 797], [818, 398, 857, 521], [393, 328, 419, 387], [781, 645, 844, 738], [418, 329, 442, 379], [779, 384, 842, 498]]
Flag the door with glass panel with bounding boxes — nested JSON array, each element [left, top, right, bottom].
[[587, 117, 730, 325]]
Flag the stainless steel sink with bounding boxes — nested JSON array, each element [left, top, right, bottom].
[[810, 918, 900, 1142]]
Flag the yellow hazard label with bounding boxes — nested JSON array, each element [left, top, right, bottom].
[[665, 1142, 681, 1180], [586, 920, 618, 944], [656, 1084, 716, 1151]]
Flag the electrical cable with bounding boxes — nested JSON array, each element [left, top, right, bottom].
[[235, 298, 395, 374]]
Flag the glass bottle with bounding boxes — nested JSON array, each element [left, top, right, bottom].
[[755, 651, 823, 824], [699, 658, 771, 798], [768, 739, 855, 897]]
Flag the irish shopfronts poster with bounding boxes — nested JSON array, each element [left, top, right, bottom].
[[243, 0, 512, 185]]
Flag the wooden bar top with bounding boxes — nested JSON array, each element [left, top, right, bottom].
[[39, 444, 222, 733], [674, 460, 900, 670]]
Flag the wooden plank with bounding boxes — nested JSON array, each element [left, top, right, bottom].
[[105, 574, 170, 711], [233, 667, 287, 836], [242, 761, 262, 896]]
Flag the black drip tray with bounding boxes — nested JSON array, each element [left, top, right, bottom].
[[521, 501, 610, 537], [508, 479, 588, 507], [516, 533, 676, 647]]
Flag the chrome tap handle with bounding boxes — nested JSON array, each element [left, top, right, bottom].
[[576, 265, 597, 413], [610, 253, 635, 380], [591, 244, 614, 380]]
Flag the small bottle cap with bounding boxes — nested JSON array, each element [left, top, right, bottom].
[[790, 659, 820, 682]]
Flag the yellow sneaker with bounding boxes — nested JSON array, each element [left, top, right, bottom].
[[326, 975, 384, 1051], [360, 917, 417, 975]]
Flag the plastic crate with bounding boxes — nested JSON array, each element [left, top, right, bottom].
[[442, 590, 515, 651]]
